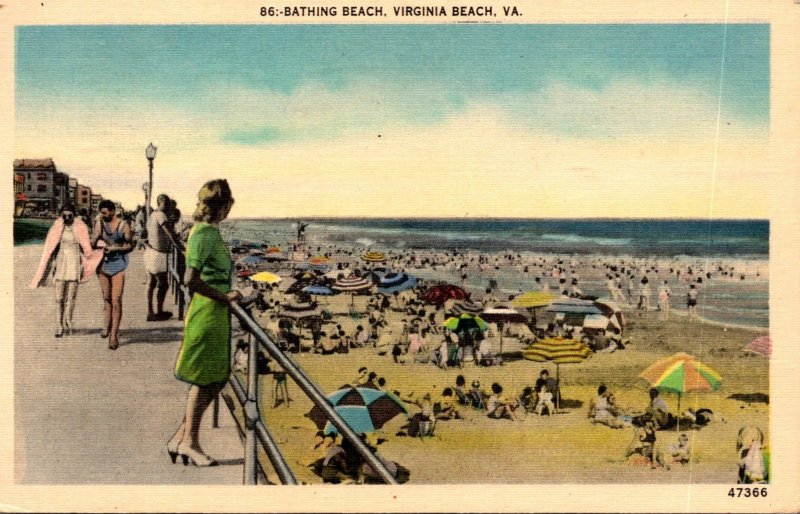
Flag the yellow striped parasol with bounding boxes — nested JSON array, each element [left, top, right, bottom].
[[249, 271, 282, 284], [523, 337, 591, 410]]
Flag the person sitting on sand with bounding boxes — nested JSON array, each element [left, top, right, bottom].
[[436, 388, 462, 420], [682, 407, 719, 427], [626, 419, 670, 469], [468, 380, 486, 410], [533, 384, 555, 416], [668, 433, 691, 465], [454, 375, 469, 406], [486, 383, 521, 421], [587, 385, 624, 428], [401, 393, 436, 436], [518, 386, 536, 414]]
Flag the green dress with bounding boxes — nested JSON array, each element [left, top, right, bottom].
[[175, 223, 232, 386]]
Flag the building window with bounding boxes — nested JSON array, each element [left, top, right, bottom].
[[27, 185, 31, 191], [37, 185, 47, 192], [37, 173, 48, 180]]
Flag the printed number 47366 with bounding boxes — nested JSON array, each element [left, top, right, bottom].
[[728, 487, 767, 497]]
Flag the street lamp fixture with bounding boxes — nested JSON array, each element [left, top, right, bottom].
[[145, 142, 157, 216]]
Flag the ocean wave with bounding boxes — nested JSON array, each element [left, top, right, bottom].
[[539, 233, 633, 246]]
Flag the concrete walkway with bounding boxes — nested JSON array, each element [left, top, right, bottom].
[[14, 244, 246, 484]]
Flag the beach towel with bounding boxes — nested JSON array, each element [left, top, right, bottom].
[[29, 217, 104, 289]]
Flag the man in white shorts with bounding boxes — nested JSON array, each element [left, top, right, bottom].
[[145, 194, 176, 321]]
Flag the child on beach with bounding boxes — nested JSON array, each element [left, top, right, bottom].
[[668, 433, 691, 465], [534, 385, 555, 416], [486, 383, 521, 421]]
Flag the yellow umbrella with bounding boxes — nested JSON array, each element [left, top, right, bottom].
[[512, 291, 555, 328], [249, 271, 282, 284]]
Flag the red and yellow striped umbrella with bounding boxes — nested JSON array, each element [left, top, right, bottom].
[[308, 255, 330, 265], [640, 352, 722, 394], [361, 251, 387, 263]]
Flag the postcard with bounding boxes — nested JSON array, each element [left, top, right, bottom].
[[1, 1, 798, 512]]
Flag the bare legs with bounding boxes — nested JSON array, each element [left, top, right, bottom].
[[98, 271, 125, 348], [170, 382, 225, 465], [147, 272, 170, 319]]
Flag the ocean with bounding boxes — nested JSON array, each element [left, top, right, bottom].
[[223, 218, 769, 329]]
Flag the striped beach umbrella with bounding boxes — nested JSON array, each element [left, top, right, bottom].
[[306, 385, 408, 435], [308, 255, 330, 265], [744, 335, 771, 357], [640, 352, 723, 429], [523, 337, 592, 410], [266, 246, 281, 254], [278, 302, 324, 321], [361, 251, 387, 263], [377, 272, 418, 295], [449, 299, 484, 316], [424, 284, 469, 305], [332, 275, 373, 305], [238, 255, 265, 265], [249, 271, 282, 285]]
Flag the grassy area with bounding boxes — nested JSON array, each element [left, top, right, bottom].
[[14, 218, 52, 245]]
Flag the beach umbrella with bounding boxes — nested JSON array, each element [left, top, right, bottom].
[[323, 268, 352, 280], [443, 313, 488, 334], [306, 385, 408, 435], [266, 246, 281, 254], [481, 306, 528, 356], [238, 255, 265, 265], [513, 291, 555, 327], [377, 272, 418, 295], [249, 271, 282, 285], [449, 299, 484, 316], [640, 352, 723, 430], [744, 335, 771, 357], [236, 269, 255, 278], [522, 337, 592, 410], [332, 275, 373, 305], [278, 302, 324, 321], [547, 298, 603, 315], [308, 255, 330, 265], [361, 251, 387, 263], [594, 298, 626, 332], [424, 284, 469, 305], [301, 285, 334, 296]]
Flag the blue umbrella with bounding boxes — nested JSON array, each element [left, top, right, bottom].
[[301, 285, 334, 296], [239, 255, 265, 265], [307, 385, 408, 435], [377, 272, 418, 295]]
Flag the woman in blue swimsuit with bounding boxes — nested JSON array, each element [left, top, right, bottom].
[[91, 200, 133, 350]]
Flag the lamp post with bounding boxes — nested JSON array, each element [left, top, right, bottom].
[[145, 142, 157, 217]]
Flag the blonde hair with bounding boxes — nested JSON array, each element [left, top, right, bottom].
[[193, 179, 234, 223]]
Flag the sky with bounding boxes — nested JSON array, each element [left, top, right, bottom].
[[15, 24, 770, 218]]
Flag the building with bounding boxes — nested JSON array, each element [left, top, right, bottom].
[[14, 172, 26, 216], [76, 184, 92, 214], [54, 172, 70, 212], [13, 158, 56, 213], [90, 193, 103, 214], [68, 177, 78, 205]]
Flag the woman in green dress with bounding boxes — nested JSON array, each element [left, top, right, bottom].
[[168, 179, 241, 467]]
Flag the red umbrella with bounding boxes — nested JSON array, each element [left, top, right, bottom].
[[744, 335, 771, 357], [424, 284, 469, 305]]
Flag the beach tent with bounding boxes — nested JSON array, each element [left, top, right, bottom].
[[522, 337, 592, 410], [640, 352, 722, 430]]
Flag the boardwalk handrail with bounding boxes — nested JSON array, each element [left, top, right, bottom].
[[162, 225, 398, 485]]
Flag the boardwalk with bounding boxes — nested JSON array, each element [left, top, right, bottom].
[[14, 244, 245, 484]]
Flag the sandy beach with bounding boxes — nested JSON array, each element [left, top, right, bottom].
[[222, 230, 769, 485]]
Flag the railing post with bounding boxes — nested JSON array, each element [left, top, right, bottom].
[[243, 327, 260, 485], [212, 393, 220, 428]]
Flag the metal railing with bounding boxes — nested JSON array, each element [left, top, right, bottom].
[[164, 227, 397, 485]]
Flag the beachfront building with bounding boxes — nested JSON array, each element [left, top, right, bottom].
[[54, 172, 70, 212], [68, 177, 77, 205], [13, 158, 57, 215], [90, 193, 103, 214], [13, 172, 26, 217], [76, 184, 92, 214]]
